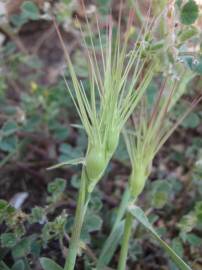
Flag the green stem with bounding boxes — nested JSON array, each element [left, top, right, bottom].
[[96, 187, 130, 269], [118, 212, 133, 270], [64, 169, 88, 270]]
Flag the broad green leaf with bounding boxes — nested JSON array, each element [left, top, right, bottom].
[[151, 180, 171, 209], [29, 207, 45, 224], [47, 157, 85, 170], [129, 205, 192, 270], [177, 213, 197, 233], [0, 136, 17, 152], [21, 1, 40, 20], [179, 26, 198, 43], [180, 0, 199, 25], [10, 14, 28, 28], [82, 213, 103, 233], [185, 233, 202, 247], [1, 121, 18, 136], [152, 191, 168, 209], [96, 221, 125, 270], [40, 258, 63, 270], [181, 112, 200, 129], [1, 233, 17, 248], [81, 213, 103, 242], [12, 237, 32, 258], [47, 178, 66, 194]]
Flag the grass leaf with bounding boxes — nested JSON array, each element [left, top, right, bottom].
[[97, 188, 131, 269], [128, 205, 192, 270], [47, 157, 85, 170], [96, 221, 125, 270]]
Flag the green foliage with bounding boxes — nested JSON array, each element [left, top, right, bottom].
[[81, 212, 103, 242], [95, 0, 112, 14], [0, 121, 19, 153], [0, 1, 202, 269], [47, 178, 66, 202], [21, 1, 40, 20], [42, 213, 67, 244], [181, 112, 200, 128], [180, 0, 199, 25], [184, 233, 202, 247], [11, 1, 40, 28], [48, 178, 66, 195], [128, 240, 143, 262], [0, 178, 68, 268], [129, 205, 192, 270], [12, 237, 32, 258], [40, 258, 63, 270], [97, 222, 124, 269], [0, 201, 16, 225], [151, 180, 171, 209], [11, 260, 25, 270], [29, 207, 45, 224], [177, 213, 197, 233], [171, 238, 184, 258], [194, 201, 202, 223], [1, 233, 18, 248], [178, 26, 198, 43]]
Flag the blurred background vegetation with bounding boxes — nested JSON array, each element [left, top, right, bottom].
[[0, 0, 202, 269]]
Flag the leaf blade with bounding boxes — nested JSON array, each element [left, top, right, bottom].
[[40, 258, 63, 270], [47, 157, 85, 170], [129, 205, 192, 270], [97, 188, 131, 269], [96, 221, 125, 270], [180, 0, 199, 25]]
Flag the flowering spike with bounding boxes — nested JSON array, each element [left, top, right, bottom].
[[125, 73, 201, 198]]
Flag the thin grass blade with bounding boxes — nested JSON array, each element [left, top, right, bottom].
[[128, 205, 192, 270], [96, 221, 125, 270], [97, 188, 131, 269], [47, 157, 85, 170]]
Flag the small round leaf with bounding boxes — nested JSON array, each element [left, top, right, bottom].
[[180, 0, 199, 25]]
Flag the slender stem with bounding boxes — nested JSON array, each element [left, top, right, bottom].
[[64, 168, 88, 270], [96, 187, 130, 270], [128, 0, 144, 25], [118, 212, 133, 270]]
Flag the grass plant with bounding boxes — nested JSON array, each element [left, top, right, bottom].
[[117, 75, 202, 270], [54, 9, 156, 270]]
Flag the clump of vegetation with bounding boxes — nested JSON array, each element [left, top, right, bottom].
[[0, 1, 202, 270]]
